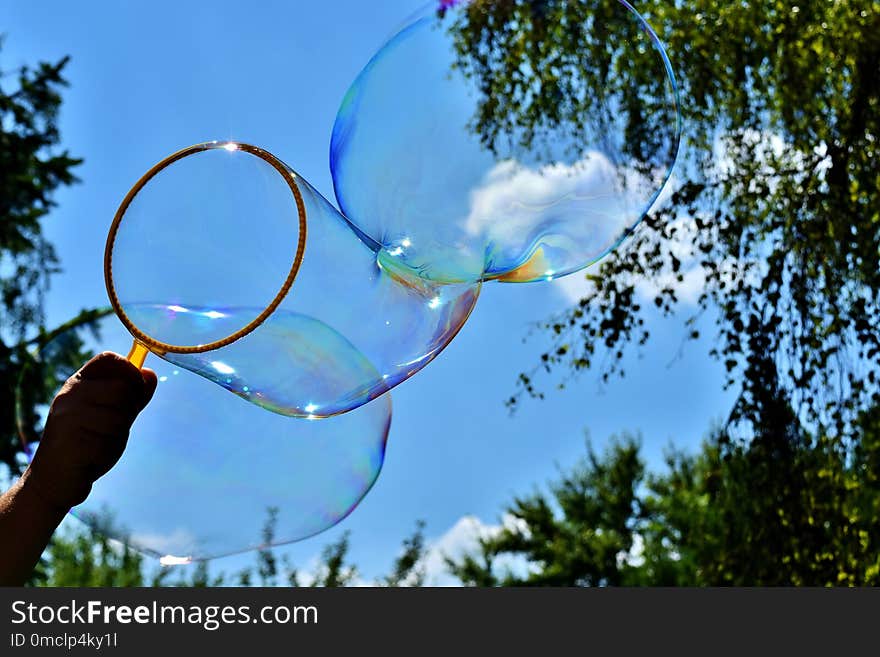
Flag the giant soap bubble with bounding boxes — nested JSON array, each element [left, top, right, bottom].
[[331, 0, 681, 283], [17, 312, 391, 563]]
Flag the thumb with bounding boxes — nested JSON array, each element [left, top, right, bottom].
[[139, 368, 158, 411]]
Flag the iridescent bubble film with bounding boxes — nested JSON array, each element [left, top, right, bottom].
[[109, 143, 480, 417], [17, 313, 391, 563], [331, 0, 681, 283]]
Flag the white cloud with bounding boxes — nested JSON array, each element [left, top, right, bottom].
[[274, 517, 523, 587], [546, 128, 819, 309], [463, 152, 669, 279], [461, 154, 684, 305], [545, 207, 707, 308], [464, 153, 630, 245], [549, 272, 597, 305], [631, 212, 709, 307], [714, 127, 830, 186], [410, 516, 650, 585], [419, 515, 535, 586]]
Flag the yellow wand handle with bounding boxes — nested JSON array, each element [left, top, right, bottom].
[[127, 340, 149, 368]]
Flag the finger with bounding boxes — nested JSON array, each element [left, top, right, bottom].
[[139, 368, 158, 411], [53, 379, 150, 411], [77, 352, 145, 390]]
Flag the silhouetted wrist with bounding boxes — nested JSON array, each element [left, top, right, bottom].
[[17, 465, 82, 517]]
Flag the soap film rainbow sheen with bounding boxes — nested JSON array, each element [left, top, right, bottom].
[[331, 0, 681, 284], [110, 144, 480, 417], [17, 312, 392, 563]]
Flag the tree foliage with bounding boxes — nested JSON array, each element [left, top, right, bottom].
[[33, 512, 430, 588], [0, 42, 96, 474], [31, 523, 144, 588], [449, 439, 643, 586], [447, 0, 880, 438]]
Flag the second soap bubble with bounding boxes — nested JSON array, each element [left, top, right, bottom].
[[331, 0, 681, 284]]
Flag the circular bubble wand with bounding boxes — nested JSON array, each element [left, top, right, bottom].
[[103, 141, 308, 368]]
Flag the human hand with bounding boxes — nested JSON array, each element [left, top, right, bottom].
[[24, 352, 157, 511]]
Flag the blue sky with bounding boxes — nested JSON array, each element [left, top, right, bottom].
[[1, 0, 736, 583]]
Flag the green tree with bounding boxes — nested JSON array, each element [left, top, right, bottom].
[[35, 512, 431, 588], [447, 436, 647, 586], [381, 519, 427, 587], [646, 396, 880, 585], [0, 42, 99, 474], [446, 1, 880, 438], [35, 521, 145, 587]]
